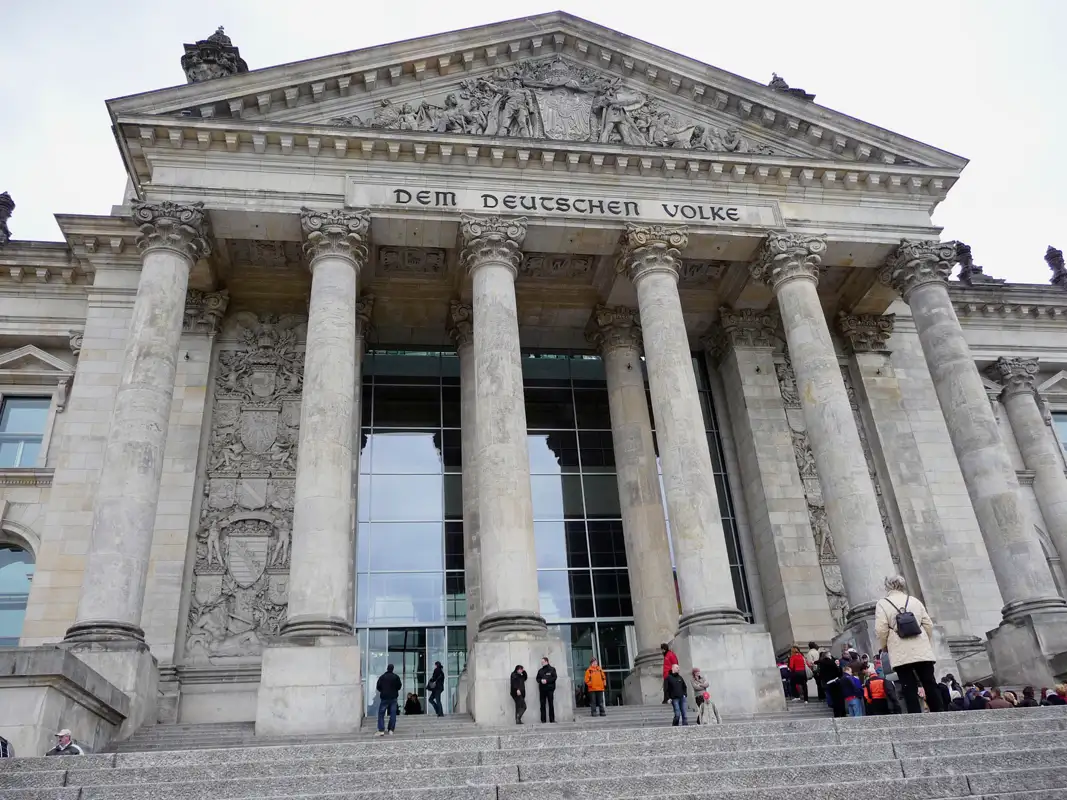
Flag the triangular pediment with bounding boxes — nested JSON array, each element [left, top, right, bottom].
[[0, 345, 74, 375], [108, 13, 966, 170]]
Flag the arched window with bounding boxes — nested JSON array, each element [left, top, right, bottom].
[[0, 544, 34, 646]]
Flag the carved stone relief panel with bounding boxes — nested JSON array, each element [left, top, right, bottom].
[[184, 313, 306, 665], [678, 259, 729, 286], [226, 239, 304, 269], [519, 252, 594, 281], [377, 246, 446, 275]]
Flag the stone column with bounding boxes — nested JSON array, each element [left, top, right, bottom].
[[586, 305, 678, 704], [460, 215, 572, 726], [256, 208, 368, 736], [987, 356, 1067, 572], [880, 240, 1067, 686], [620, 224, 782, 715], [751, 233, 896, 651], [448, 301, 480, 714], [63, 200, 209, 734]]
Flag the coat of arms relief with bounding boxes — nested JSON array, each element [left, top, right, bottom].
[[329, 56, 775, 155], [185, 313, 306, 664]]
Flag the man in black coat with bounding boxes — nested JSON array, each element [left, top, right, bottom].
[[536, 656, 558, 723], [510, 664, 528, 724], [427, 661, 445, 718], [375, 664, 403, 736]]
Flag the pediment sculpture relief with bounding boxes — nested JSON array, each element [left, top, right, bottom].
[[329, 56, 775, 154]]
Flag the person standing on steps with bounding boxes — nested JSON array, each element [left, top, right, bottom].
[[536, 656, 558, 723], [510, 664, 528, 724], [45, 729, 86, 756], [427, 660, 445, 718], [841, 664, 865, 716], [584, 657, 607, 717], [691, 667, 720, 725], [375, 663, 403, 737], [665, 663, 689, 726], [817, 649, 846, 718], [661, 642, 678, 704], [806, 641, 823, 701], [788, 645, 809, 702], [875, 574, 943, 715]]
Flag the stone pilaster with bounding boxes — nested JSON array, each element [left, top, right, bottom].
[[881, 240, 1067, 687], [751, 233, 895, 645], [987, 356, 1067, 572], [586, 305, 678, 704], [708, 307, 836, 655], [622, 224, 782, 716]]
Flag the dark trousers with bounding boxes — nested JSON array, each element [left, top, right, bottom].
[[513, 695, 526, 723], [815, 671, 825, 700], [791, 670, 808, 701], [429, 690, 443, 717], [662, 678, 669, 703], [539, 688, 555, 722], [867, 698, 890, 715], [589, 690, 605, 715], [826, 679, 846, 718], [896, 660, 943, 714]]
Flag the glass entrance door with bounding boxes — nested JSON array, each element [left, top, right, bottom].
[[365, 627, 441, 715]]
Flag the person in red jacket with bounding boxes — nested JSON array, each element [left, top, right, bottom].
[[787, 645, 809, 702], [661, 642, 678, 704]]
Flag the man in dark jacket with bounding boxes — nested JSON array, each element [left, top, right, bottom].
[[427, 661, 445, 718], [536, 657, 557, 723], [665, 663, 689, 726], [45, 730, 86, 756], [375, 664, 403, 736], [510, 664, 528, 724]]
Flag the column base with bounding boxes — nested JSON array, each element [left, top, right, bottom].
[[678, 606, 748, 629], [468, 630, 573, 726], [623, 658, 665, 706], [671, 623, 785, 717], [987, 610, 1067, 687], [949, 636, 993, 685], [62, 639, 158, 739], [279, 616, 353, 638], [478, 610, 548, 634], [255, 636, 362, 737], [63, 620, 146, 644], [455, 667, 470, 714], [1002, 596, 1067, 622]]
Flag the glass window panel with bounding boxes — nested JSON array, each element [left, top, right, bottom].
[[567, 622, 597, 693], [723, 524, 741, 566], [442, 430, 462, 472], [372, 385, 441, 427], [569, 355, 606, 384], [1054, 413, 1067, 450], [525, 388, 576, 429], [537, 570, 594, 619], [447, 628, 467, 676], [442, 387, 461, 428], [364, 573, 444, 624], [731, 564, 752, 618], [706, 431, 725, 474], [573, 389, 612, 430], [534, 521, 588, 569], [0, 442, 25, 469], [522, 355, 571, 385], [358, 430, 372, 474], [368, 352, 441, 380], [0, 546, 34, 646], [446, 573, 466, 621], [0, 397, 50, 433], [369, 475, 442, 521], [357, 523, 370, 572], [366, 523, 442, 571], [368, 430, 443, 473], [592, 570, 632, 617], [441, 353, 461, 380], [357, 473, 370, 522], [528, 431, 579, 474], [578, 431, 615, 471], [714, 473, 733, 520], [587, 521, 627, 569], [595, 622, 631, 671], [692, 356, 710, 390], [355, 573, 369, 625], [361, 385, 373, 428], [582, 475, 622, 519], [531, 474, 584, 520], [445, 521, 464, 571], [444, 474, 463, 520]]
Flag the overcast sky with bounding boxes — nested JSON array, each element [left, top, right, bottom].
[[2, 1, 1062, 283]]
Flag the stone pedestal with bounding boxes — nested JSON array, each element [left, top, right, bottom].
[[623, 662, 667, 706], [63, 640, 158, 739], [987, 613, 1067, 687], [255, 637, 363, 736], [454, 668, 470, 714], [672, 624, 784, 717], [467, 632, 573, 726]]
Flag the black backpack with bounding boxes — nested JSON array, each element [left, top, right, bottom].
[[885, 596, 922, 638]]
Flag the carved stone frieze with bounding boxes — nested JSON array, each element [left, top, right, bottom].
[[750, 232, 826, 290], [327, 56, 775, 154], [227, 240, 303, 268], [181, 27, 248, 84], [301, 208, 370, 265], [1046, 246, 1067, 289], [186, 313, 305, 664], [377, 246, 446, 275], [986, 356, 1039, 399], [618, 223, 688, 284], [586, 304, 641, 355], [837, 312, 895, 354], [460, 215, 527, 275], [447, 301, 473, 349], [184, 290, 230, 336], [131, 201, 211, 262], [520, 253, 594, 280], [678, 259, 728, 285], [879, 239, 956, 299], [775, 361, 801, 409]]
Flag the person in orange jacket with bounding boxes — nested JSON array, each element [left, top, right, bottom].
[[584, 657, 607, 717]]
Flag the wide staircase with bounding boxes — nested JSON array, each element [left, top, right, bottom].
[[2, 705, 1065, 799]]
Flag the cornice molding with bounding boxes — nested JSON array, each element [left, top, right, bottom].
[[0, 468, 54, 487]]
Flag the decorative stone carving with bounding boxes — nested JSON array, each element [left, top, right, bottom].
[[879, 239, 956, 299], [1046, 246, 1067, 288], [459, 215, 527, 274], [227, 240, 302, 268], [186, 313, 305, 664], [519, 253, 594, 280], [181, 27, 248, 84], [750, 232, 826, 289], [327, 56, 774, 153], [300, 208, 370, 264], [68, 330, 83, 358], [955, 242, 1004, 286], [585, 304, 641, 355], [768, 73, 815, 102], [377, 246, 445, 275], [0, 192, 13, 247], [446, 301, 473, 349], [678, 260, 728, 285], [131, 201, 211, 262], [775, 362, 801, 408], [837, 313, 895, 354], [619, 223, 688, 283], [792, 429, 818, 478], [986, 356, 1039, 399], [355, 294, 375, 338], [954, 301, 1067, 321], [706, 308, 778, 363], [184, 290, 230, 336]]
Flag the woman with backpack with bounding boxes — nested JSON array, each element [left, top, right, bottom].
[[875, 574, 943, 714]]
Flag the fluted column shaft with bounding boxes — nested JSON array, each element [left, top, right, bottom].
[[67, 202, 209, 643], [881, 242, 1065, 618], [282, 208, 369, 638], [621, 225, 745, 628], [752, 234, 895, 620], [461, 216, 544, 633], [989, 356, 1067, 572], [588, 306, 678, 664]]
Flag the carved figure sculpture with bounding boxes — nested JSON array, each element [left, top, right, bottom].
[[593, 86, 646, 146], [271, 517, 291, 566], [205, 520, 223, 566]]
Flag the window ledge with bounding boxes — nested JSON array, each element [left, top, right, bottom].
[[0, 468, 54, 487]]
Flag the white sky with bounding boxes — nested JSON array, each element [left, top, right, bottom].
[[2, 0, 1063, 283]]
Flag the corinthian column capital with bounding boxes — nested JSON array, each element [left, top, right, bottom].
[[704, 307, 778, 363], [459, 215, 527, 276], [183, 289, 230, 336], [879, 239, 956, 300], [837, 312, 895, 354], [132, 200, 211, 262], [619, 223, 688, 284], [300, 207, 370, 268], [585, 304, 642, 355], [750, 232, 826, 290], [986, 356, 1039, 399], [447, 300, 474, 349]]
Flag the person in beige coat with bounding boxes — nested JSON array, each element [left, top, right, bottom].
[[875, 575, 943, 714]]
